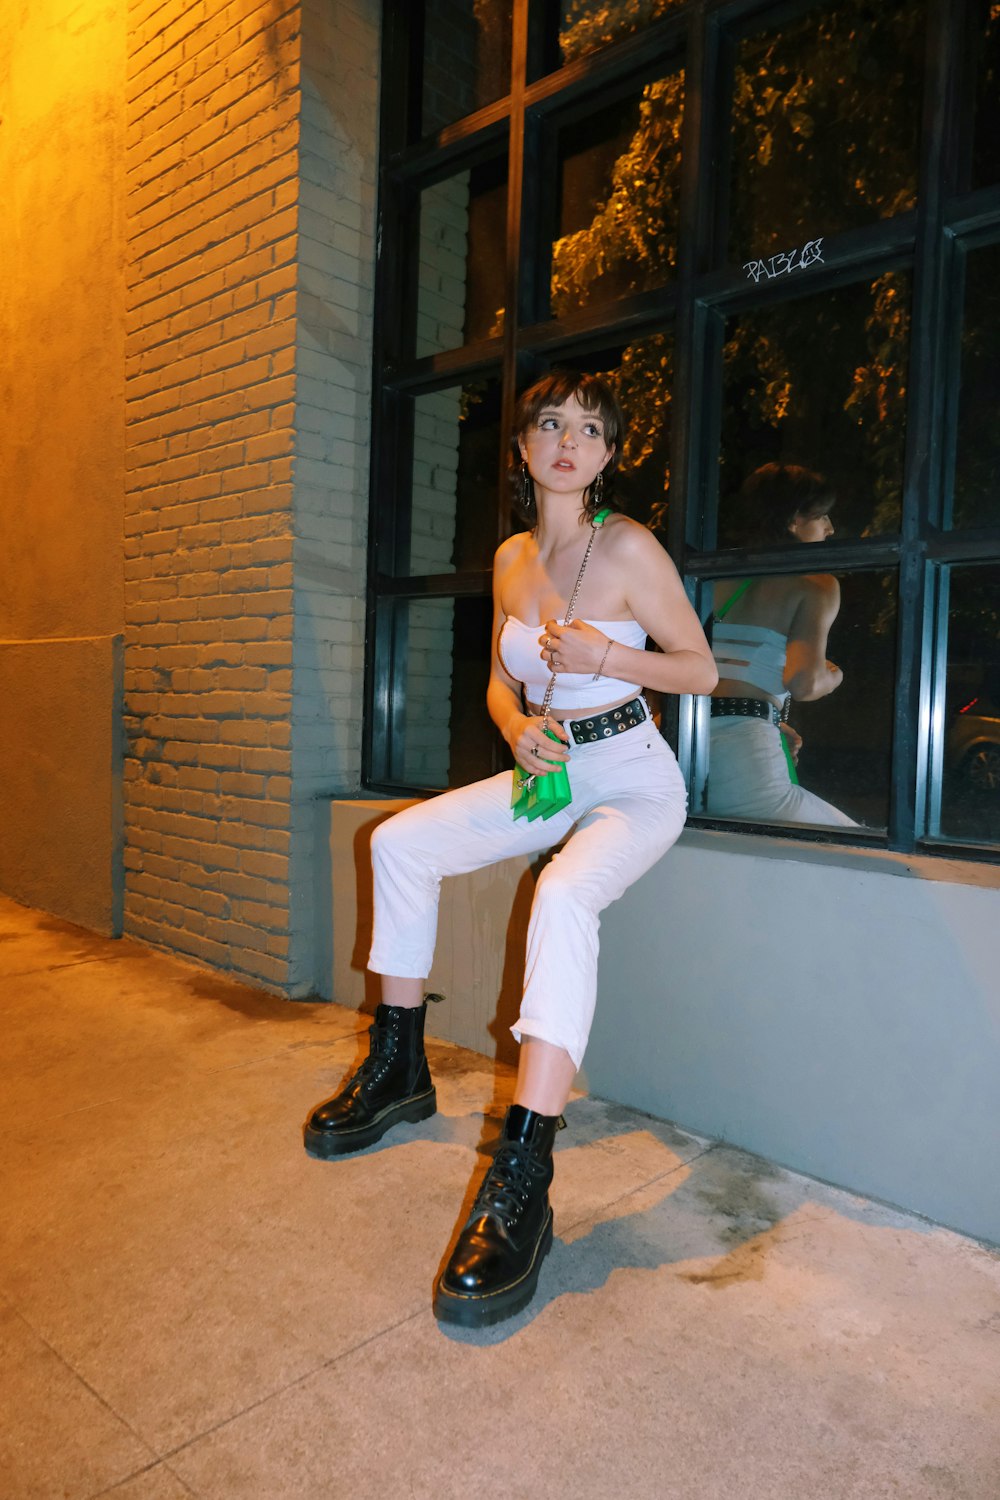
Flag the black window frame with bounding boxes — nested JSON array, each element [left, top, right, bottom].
[[365, 0, 1000, 863]]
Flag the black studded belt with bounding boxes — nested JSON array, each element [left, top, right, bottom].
[[566, 696, 648, 745], [710, 696, 782, 727]]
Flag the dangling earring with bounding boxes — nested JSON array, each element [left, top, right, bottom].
[[592, 468, 605, 504], [520, 459, 534, 516]]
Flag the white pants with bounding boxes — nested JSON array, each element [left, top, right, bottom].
[[705, 716, 858, 827], [368, 719, 687, 1071]]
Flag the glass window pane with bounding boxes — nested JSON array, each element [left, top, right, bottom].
[[532, 0, 683, 74], [416, 157, 507, 358], [972, 0, 1000, 190], [951, 241, 1000, 530], [727, 0, 925, 265], [420, 0, 513, 138], [937, 565, 1000, 847], [547, 70, 684, 319], [387, 596, 497, 789], [699, 569, 896, 831], [552, 332, 675, 530], [405, 379, 503, 577], [718, 273, 911, 545]]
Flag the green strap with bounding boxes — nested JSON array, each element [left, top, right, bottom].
[[593, 506, 612, 526], [712, 578, 752, 623], [780, 729, 800, 785]]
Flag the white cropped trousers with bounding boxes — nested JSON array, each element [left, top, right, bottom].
[[368, 717, 687, 1072], [706, 717, 858, 827]]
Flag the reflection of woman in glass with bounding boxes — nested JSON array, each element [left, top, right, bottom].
[[705, 463, 857, 827], [303, 372, 717, 1328]]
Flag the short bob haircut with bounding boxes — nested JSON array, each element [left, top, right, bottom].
[[738, 462, 837, 544], [508, 370, 626, 526]]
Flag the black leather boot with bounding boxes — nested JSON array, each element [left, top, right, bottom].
[[433, 1104, 559, 1328], [303, 1000, 437, 1158]]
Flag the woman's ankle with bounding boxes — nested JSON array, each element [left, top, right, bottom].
[[374, 973, 426, 1009]]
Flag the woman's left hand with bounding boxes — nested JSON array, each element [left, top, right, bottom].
[[540, 619, 609, 675], [779, 722, 803, 765]]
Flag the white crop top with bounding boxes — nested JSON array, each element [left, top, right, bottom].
[[498, 615, 648, 711], [712, 622, 788, 699]]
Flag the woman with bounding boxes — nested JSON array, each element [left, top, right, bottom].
[[304, 372, 717, 1328], [705, 463, 857, 827]]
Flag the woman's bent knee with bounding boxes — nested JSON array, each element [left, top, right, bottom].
[[532, 861, 603, 917], [370, 808, 421, 865]]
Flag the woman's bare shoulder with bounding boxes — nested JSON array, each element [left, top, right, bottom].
[[494, 530, 533, 573], [800, 572, 841, 601], [602, 514, 676, 569]]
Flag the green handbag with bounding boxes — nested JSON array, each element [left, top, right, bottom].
[[510, 507, 611, 822], [511, 730, 572, 821]]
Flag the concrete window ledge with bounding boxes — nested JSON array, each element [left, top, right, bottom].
[[326, 796, 1000, 1246], [677, 823, 1000, 891]]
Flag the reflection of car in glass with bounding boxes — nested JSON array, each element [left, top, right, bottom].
[[946, 696, 1000, 791]]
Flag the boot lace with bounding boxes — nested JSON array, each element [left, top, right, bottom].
[[473, 1142, 540, 1231], [350, 1022, 397, 1090]]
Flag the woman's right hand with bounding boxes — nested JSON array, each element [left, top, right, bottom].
[[507, 713, 570, 775]]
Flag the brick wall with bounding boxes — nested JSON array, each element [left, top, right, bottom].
[[123, 0, 302, 987], [416, 172, 471, 358], [407, 386, 463, 786], [290, 0, 380, 988], [122, 0, 379, 993]]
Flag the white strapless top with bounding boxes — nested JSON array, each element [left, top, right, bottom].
[[712, 622, 788, 699], [498, 615, 648, 711]]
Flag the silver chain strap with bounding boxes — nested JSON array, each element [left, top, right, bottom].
[[537, 518, 602, 733]]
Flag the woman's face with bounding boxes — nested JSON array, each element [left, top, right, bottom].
[[518, 393, 614, 495], [788, 509, 834, 543]]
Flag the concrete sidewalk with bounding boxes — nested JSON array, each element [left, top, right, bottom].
[[1, 893, 998, 1500]]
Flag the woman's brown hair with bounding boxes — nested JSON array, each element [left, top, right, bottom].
[[738, 463, 837, 544]]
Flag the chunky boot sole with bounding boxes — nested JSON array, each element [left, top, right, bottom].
[[303, 1086, 437, 1159], [432, 1208, 554, 1328]]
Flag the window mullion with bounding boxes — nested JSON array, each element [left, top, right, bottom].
[[887, 0, 963, 851]]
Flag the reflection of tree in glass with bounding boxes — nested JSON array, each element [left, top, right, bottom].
[[725, 1, 922, 536], [557, 0, 683, 65], [549, 67, 682, 522], [731, 1, 924, 255], [590, 335, 673, 527], [547, 2, 921, 533], [844, 274, 909, 533], [722, 273, 910, 542], [550, 74, 684, 317]]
